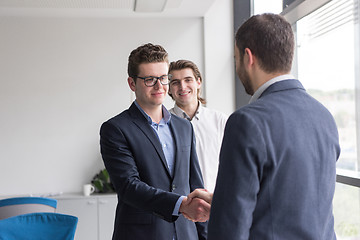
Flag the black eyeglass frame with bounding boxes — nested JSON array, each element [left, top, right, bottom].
[[133, 74, 172, 87]]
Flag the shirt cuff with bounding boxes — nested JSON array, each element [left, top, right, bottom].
[[173, 196, 186, 216]]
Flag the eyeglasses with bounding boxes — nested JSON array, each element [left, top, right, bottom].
[[134, 74, 172, 87]]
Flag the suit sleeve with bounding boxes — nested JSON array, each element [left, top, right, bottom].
[[207, 112, 266, 240], [100, 120, 181, 222]]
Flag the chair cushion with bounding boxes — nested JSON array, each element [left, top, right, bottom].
[[0, 212, 78, 240]]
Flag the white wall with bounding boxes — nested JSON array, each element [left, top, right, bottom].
[[204, 0, 235, 114], [0, 0, 234, 196]]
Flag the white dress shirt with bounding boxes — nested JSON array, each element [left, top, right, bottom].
[[170, 103, 228, 192]]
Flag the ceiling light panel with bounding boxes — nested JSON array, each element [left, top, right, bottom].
[[0, 0, 133, 8], [134, 0, 167, 12]]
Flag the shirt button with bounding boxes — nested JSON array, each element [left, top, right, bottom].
[[163, 143, 167, 148], [172, 184, 176, 191]]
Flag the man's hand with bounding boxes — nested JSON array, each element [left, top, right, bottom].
[[187, 188, 213, 204], [179, 195, 210, 222]]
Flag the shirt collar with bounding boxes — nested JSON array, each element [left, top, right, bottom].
[[249, 74, 294, 103], [173, 102, 202, 121], [134, 100, 171, 124]]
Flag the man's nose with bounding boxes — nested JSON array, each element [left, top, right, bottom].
[[153, 79, 162, 89], [180, 80, 187, 89]]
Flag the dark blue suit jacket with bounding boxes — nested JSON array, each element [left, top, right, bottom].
[[208, 80, 340, 240], [100, 102, 207, 240]]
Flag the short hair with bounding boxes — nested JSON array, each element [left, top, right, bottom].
[[127, 43, 169, 78], [168, 59, 206, 104], [235, 13, 294, 73]]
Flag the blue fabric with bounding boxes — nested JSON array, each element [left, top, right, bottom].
[[0, 212, 78, 240], [208, 80, 340, 240], [134, 101, 181, 217], [150, 114, 175, 176], [0, 197, 57, 209], [134, 101, 175, 176], [100, 102, 207, 240]]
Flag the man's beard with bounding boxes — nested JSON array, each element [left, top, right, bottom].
[[238, 63, 254, 95]]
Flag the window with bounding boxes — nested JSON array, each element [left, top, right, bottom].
[[253, 0, 282, 14], [296, 0, 358, 172], [333, 182, 360, 239], [294, 0, 360, 238]]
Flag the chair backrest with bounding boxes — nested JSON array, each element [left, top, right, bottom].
[[0, 197, 57, 220], [0, 212, 78, 240]]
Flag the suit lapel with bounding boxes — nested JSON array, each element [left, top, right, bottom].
[[169, 118, 181, 180], [128, 103, 172, 178]]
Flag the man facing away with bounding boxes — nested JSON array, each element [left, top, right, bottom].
[[100, 43, 209, 240], [190, 13, 340, 240], [168, 60, 228, 193]]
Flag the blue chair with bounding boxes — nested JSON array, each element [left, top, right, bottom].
[[0, 197, 57, 220], [0, 212, 78, 240]]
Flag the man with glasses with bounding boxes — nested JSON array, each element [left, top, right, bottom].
[[100, 43, 208, 240], [168, 60, 228, 193]]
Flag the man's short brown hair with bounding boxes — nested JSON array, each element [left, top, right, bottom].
[[128, 43, 169, 78], [235, 13, 294, 74]]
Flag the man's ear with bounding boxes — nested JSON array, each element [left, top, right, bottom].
[[196, 77, 202, 89], [244, 48, 254, 66], [128, 77, 136, 92]]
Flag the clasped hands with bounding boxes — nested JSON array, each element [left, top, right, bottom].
[[179, 189, 213, 222]]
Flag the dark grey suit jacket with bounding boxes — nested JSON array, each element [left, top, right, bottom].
[[208, 80, 340, 240], [100, 102, 207, 240]]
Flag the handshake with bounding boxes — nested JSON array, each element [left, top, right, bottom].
[[179, 189, 213, 222]]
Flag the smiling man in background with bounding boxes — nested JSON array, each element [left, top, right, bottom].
[[168, 59, 227, 193]]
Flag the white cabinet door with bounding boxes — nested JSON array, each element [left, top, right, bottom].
[[98, 197, 117, 240], [57, 198, 98, 240]]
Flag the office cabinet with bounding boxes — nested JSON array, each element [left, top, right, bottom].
[[98, 197, 117, 240], [56, 194, 116, 240]]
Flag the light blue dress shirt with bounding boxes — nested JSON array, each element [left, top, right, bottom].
[[134, 101, 185, 218]]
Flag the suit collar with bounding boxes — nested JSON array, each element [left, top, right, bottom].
[[259, 79, 305, 99], [134, 100, 171, 124], [250, 74, 295, 103]]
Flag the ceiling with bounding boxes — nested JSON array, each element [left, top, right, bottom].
[[0, 0, 217, 18]]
